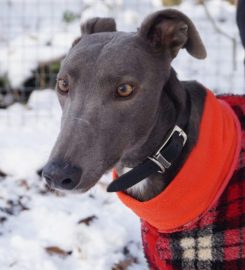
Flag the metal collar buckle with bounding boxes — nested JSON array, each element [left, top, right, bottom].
[[148, 125, 188, 173]]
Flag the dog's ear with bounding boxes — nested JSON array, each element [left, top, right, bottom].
[[71, 37, 81, 47], [81, 17, 116, 34], [71, 18, 116, 48], [138, 9, 206, 59]]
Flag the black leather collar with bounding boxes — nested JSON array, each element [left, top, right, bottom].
[[107, 90, 190, 193]]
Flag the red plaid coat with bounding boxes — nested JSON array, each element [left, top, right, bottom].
[[141, 95, 245, 270]]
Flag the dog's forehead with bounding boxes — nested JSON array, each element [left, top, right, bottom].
[[61, 32, 148, 73]]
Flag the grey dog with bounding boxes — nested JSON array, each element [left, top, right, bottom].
[[42, 9, 207, 202]]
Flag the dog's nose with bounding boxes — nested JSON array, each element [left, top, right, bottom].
[[42, 161, 82, 190]]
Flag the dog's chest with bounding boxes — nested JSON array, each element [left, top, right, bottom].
[[141, 96, 245, 270]]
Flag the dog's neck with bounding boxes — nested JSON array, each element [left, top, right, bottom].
[[124, 70, 207, 201]]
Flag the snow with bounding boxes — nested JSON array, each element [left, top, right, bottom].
[[0, 0, 244, 270], [0, 24, 81, 88]]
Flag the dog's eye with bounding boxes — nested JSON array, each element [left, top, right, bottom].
[[57, 79, 69, 93], [116, 83, 134, 97]]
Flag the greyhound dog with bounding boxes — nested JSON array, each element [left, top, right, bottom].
[[43, 9, 245, 270]]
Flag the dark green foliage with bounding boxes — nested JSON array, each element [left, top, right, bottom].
[[63, 10, 80, 24]]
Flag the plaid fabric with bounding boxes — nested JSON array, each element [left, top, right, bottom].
[[141, 95, 245, 270]]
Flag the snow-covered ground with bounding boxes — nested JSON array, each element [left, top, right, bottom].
[[0, 0, 244, 270]]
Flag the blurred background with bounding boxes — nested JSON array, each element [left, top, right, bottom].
[[0, 0, 244, 270]]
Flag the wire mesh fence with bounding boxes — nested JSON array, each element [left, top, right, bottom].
[[0, 0, 244, 125]]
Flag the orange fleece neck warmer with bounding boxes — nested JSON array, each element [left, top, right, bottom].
[[114, 90, 241, 232]]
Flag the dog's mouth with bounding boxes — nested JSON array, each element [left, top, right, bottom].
[[42, 153, 122, 193], [45, 178, 98, 194], [73, 180, 98, 193], [44, 165, 114, 194]]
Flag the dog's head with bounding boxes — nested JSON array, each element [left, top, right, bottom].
[[42, 9, 206, 192]]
